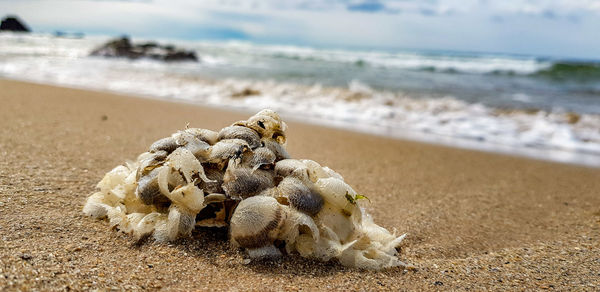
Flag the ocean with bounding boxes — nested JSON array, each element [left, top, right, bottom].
[[1, 33, 599, 166]]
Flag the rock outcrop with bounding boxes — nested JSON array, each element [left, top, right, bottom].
[[0, 16, 30, 32], [90, 36, 198, 62]]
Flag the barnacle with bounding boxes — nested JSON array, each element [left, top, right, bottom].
[[83, 110, 407, 269], [222, 165, 274, 199], [243, 147, 276, 171], [218, 126, 262, 149], [275, 177, 323, 216], [261, 138, 290, 160]]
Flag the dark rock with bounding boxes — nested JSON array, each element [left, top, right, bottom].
[[90, 36, 198, 62], [0, 16, 31, 32], [231, 88, 261, 98], [139, 42, 159, 49], [163, 51, 197, 62]]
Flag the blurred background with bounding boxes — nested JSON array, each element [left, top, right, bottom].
[[1, 0, 599, 165]]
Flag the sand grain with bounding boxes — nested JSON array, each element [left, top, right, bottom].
[[0, 79, 599, 291]]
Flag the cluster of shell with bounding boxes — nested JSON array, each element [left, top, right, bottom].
[[83, 110, 407, 269]]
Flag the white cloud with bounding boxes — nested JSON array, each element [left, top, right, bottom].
[[196, 0, 600, 16], [1, 0, 600, 58]]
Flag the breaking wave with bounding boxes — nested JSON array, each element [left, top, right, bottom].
[[531, 62, 600, 82], [1, 33, 600, 166]]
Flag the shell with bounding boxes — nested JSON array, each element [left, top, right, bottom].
[[208, 139, 251, 166], [174, 131, 211, 160], [153, 205, 196, 242], [262, 138, 290, 161], [230, 196, 284, 250], [167, 147, 212, 183], [243, 147, 276, 171], [184, 128, 219, 145], [236, 110, 287, 142], [254, 109, 284, 124], [136, 166, 163, 205], [222, 166, 273, 199], [163, 181, 205, 213], [149, 137, 178, 153], [132, 212, 164, 239], [274, 159, 309, 181], [203, 193, 227, 204], [246, 115, 285, 139], [314, 177, 356, 211], [277, 177, 324, 216], [218, 126, 261, 149], [301, 159, 344, 182]]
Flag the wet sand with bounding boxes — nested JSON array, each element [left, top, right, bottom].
[[0, 79, 599, 291]]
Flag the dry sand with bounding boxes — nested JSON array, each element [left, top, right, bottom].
[[0, 79, 599, 291]]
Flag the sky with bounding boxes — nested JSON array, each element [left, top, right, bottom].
[[2, 0, 600, 59]]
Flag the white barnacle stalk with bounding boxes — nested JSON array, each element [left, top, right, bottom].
[[83, 109, 407, 269]]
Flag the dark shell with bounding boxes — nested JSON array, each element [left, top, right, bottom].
[[218, 126, 261, 149], [222, 167, 273, 199], [149, 137, 178, 154], [136, 167, 163, 205], [230, 196, 283, 248], [177, 209, 196, 236], [278, 177, 324, 216], [262, 138, 290, 161], [234, 207, 281, 248]]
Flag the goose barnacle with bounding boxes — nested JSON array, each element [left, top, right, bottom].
[[136, 166, 164, 205], [254, 109, 284, 124], [300, 159, 344, 182], [149, 136, 178, 154], [230, 195, 321, 260], [276, 177, 324, 216], [83, 109, 408, 270], [229, 196, 285, 259], [222, 165, 274, 199], [184, 128, 219, 145], [243, 147, 276, 171], [173, 131, 211, 160], [274, 159, 310, 181], [261, 138, 290, 161], [167, 147, 212, 183], [237, 110, 287, 142], [152, 204, 197, 242], [136, 150, 167, 180], [218, 126, 261, 149], [207, 138, 251, 167]]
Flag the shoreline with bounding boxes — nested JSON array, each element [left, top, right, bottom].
[[3, 76, 599, 168], [1, 78, 599, 290]]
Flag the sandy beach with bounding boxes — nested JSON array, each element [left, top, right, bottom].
[[0, 78, 599, 290]]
